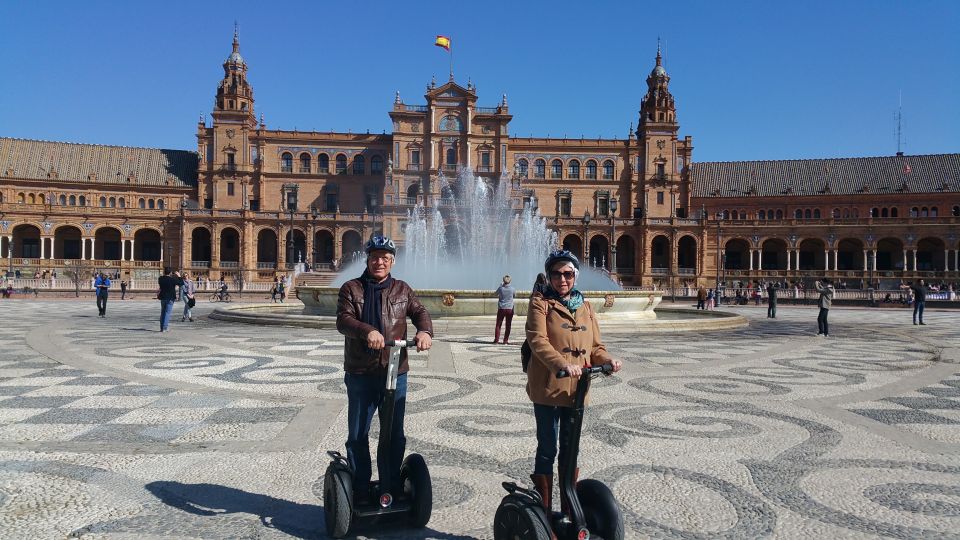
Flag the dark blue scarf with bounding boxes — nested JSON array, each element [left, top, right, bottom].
[[360, 270, 393, 335]]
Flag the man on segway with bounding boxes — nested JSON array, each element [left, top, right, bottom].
[[335, 235, 433, 505]]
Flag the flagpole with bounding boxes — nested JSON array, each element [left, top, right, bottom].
[[449, 47, 454, 80]]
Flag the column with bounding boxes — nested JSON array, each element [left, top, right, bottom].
[[757, 250, 763, 271], [6, 236, 11, 258], [81, 238, 87, 260], [211, 223, 221, 271], [871, 251, 877, 273], [902, 250, 908, 271], [749, 249, 754, 270], [833, 249, 839, 271], [159, 242, 164, 265], [945, 249, 950, 271], [863, 250, 868, 272], [955, 250, 959, 273], [786, 250, 792, 271], [130, 239, 136, 262], [120, 239, 126, 262], [824, 250, 829, 271], [912, 250, 917, 271]]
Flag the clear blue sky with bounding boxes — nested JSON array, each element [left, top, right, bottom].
[[1, 0, 957, 162]]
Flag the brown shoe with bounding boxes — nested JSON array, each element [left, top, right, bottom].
[[529, 473, 553, 514]]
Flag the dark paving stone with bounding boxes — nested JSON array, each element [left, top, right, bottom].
[[62, 376, 131, 386], [919, 387, 960, 399], [884, 397, 960, 410], [27, 368, 90, 378], [0, 386, 42, 396], [98, 384, 175, 397], [71, 423, 191, 443], [0, 395, 83, 408], [149, 395, 233, 409], [22, 407, 131, 424], [203, 407, 300, 424], [850, 408, 959, 425]]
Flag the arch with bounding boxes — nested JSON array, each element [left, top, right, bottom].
[[931, 207, 938, 218], [314, 229, 334, 264], [353, 154, 365, 175], [119, 197, 125, 208], [299, 152, 311, 173], [775, 209, 783, 219], [28, 194, 35, 204], [876, 237, 904, 271], [335, 154, 347, 173], [220, 227, 240, 263], [804, 209, 811, 219], [650, 235, 670, 270], [148, 199, 155, 209], [758, 210, 766, 220], [93, 227, 122, 260], [11, 224, 41, 258], [589, 235, 610, 269], [723, 237, 745, 271], [568, 159, 580, 179], [281, 152, 293, 172], [17, 193, 25, 204], [798, 238, 826, 270], [109, 197, 116, 208], [157, 199, 164, 210], [813, 209, 821, 219], [832, 208, 841, 219], [602, 160, 615, 180], [439, 115, 462, 132], [78, 195, 86, 206], [190, 227, 212, 264], [54, 225, 83, 259], [534, 159, 546, 178], [761, 238, 788, 270], [890, 207, 898, 218], [677, 235, 697, 272], [341, 230, 363, 260], [134, 228, 162, 261], [517, 158, 529, 177], [285, 229, 307, 263], [916, 237, 946, 271], [551, 159, 562, 179], [953, 205, 960, 217], [406, 183, 421, 199], [585, 160, 597, 179], [843, 209, 850, 219], [59, 194, 66, 205], [257, 229, 278, 263], [616, 235, 636, 272], [99, 196, 107, 207], [722, 210, 730, 220], [795, 209, 803, 219], [318, 153, 330, 172], [138, 198, 145, 209], [836, 238, 864, 270], [911, 207, 919, 217], [562, 234, 583, 259], [881, 208, 889, 218]]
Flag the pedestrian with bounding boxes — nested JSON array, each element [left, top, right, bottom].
[[120, 280, 127, 300], [524, 249, 622, 517], [271, 277, 279, 303], [753, 286, 762, 306], [335, 235, 433, 504], [696, 286, 707, 310], [277, 276, 286, 303], [706, 288, 715, 310], [815, 278, 834, 336], [94, 272, 111, 318], [532, 272, 548, 297], [180, 271, 196, 322], [494, 275, 515, 344], [902, 279, 928, 325], [766, 281, 778, 318], [158, 267, 179, 332]]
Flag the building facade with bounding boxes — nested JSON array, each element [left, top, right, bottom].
[[2, 34, 959, 288]]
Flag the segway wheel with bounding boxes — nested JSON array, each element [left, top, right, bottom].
[[493, 495, 551, 540], [323, 463, 353, 538], [400, 453, 432, 527], [577, 478, 624, 540]]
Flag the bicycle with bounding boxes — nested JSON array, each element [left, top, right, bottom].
[[209, 291, 232, 302]]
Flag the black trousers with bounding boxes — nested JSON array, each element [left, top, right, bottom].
[[96, 292, 108, 315], [817, 307, 829, 335], [696, 299, 705, 310], [768, 302, 776, 318]]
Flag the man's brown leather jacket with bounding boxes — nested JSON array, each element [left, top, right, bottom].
[[336, 277, 433, 375]]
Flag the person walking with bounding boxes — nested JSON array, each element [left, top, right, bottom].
[[271, 277, 279, 303], [706, 288, 715, 310], [180, 271, 196, 322], [120, 280, 127, 300], [277, 276, 286, 303], [94, 272, 111, 318], [158, 267, 179, 332], [494, 275, 516, 344], [816, 278, 834, 336], [903, 279, 928, 325], [766, 281, 778, 318], [336, 235, 433, 504], [525, 249, 622, 518], [696, 286, 707, 310]]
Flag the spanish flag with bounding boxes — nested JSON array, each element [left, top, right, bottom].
[[435, 35, 451, 51]]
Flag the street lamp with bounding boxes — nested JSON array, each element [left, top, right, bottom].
[[283, 183, 299, 269], [715, 212, 723, 295], [582, 210, 591, 264], [866, 233, 875, 305], [310, 206, 319, 271], [369, 197, 378, 236], [609, 198, 618, 276]]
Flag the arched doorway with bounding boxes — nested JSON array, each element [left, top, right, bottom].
[[134, 229, 162, 261], [341, 230, 363, 262], [651, 235, 670, 270], [257, 229, 278, 265], [589, 235, 609, 269], [876, 238, 904, 271], [616, 235, 636, 273], [285, 229, 307, 264], [798, 238, 826, 271], [12, 224, 41, 258], [94, 227, 122, 261], [761, 238, 787, 270], [220, 228, 240, 264], [314, 230, 334, 264], [54, 226, 82, 260], [191, 227, 212, 265], [916, 237, 946, 271], [677, 236, 696, 273], [724, 239, 749, 270], [837, 238, 864, 270], [562, 234, 583, 260]]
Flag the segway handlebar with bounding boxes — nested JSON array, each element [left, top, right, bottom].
[[557, 364, 614, 378], [384, 338, 417, 348]]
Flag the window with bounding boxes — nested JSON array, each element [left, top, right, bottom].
[[843, 209, 850, 218], [138, 198, 145, 209], [446, 148, 457, 166], [559, 194, 571, 217], [99, 196, 107, 207], [325, 192, 338, 211], [148, 199, 155, 209], [813, 209, 820, 219], [281, 152, 293, 173], [249, 199, 259, 211], [795, 209, 803, 219], [775, 210, 783, 219], [921, 207, 929, 217], [119, 197, 125, 208], [870, 207, 878, 217], [759, 210, 766, 220], [534, 159, 546, 179], [586, 160, 597, 179], [881, 208, 888, 218], [723, 210, 730, 220], [602, 160, 614, 180], [299, 153, 311, 173], [17, 193, 24, 203], [335, 154, 347, 174], [832, 208, 840, 219], [931, 207, 938, 217], [371, 155, 383, 174], [953, 205, 960, 217], [481, 152, 490, 167], [911, 207, 919, 217], [656, 163, 665, 179], [59, 194, 66, 205], [227, 182, 235, 196], [891, 208, 898, 217], [598, 196, 609, 217], [803, 209, 810, 219], [410, 150, 421, 166], [204, 198, 213, 209], [318, 153, 329, 173], [517, 158, 528, 177], [79, 196, 86, 206], [740, 211, 747, 220], [109, 197, 116, 208], [551, 159, 562, 179], [568, 160, 580, 179], [656, 192, 664, 205], [226, 152, 236, 171], [353, 155, 365, 175]]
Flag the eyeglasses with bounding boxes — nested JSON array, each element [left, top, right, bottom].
[[549, 270, 576, 281], [368, 255, 394, 263]]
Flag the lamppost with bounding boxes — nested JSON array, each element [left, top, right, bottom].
[[7, 240, 13, 276], [609, 198, 618, 277], [582, 211, 591, 264], [283, 184, 299, 269], [369, 197, 378, 237], [866, 233, 875, 305], [311, 206, 319, 270], [715, 212, 723, 294]]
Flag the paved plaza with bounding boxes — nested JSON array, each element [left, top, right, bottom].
[[0, 299, 958, 539]]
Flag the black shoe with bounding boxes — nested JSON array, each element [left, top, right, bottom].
[[914, 322, 918, 325], [920, 322, 926, 325]]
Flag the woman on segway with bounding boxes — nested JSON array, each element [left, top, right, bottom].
[[525, 250, 622, 518]]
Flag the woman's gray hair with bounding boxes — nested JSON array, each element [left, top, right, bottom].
[[549, 260, 579, 280]]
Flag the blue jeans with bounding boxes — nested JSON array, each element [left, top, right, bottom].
[[159, 300, 175, 330], [533, 403, 574, 475], [914, 300, 925, 324], [345, 372, 407, 494]]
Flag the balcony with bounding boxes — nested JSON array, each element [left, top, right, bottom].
[[442, 164, 457, 172], [404, 104, 428, 112], [299, 167, 311, 173], [191, 260, 210, 268], [477, 166, 493, 173], [400, 197, 419, 206], [318, 167, 329, 174], [476, 107, 499, 114], [407, 163, 421, 171], [281, 166, 293, 173], [220, 261, 239, 268], [650, 267, 668, 275], [678, 268, 697, 275], [256, 262, 276, 270]]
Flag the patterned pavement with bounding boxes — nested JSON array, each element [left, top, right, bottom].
[[0, 299, 958, 538]]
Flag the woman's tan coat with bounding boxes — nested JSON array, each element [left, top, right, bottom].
[[525, 293, 613, 407]]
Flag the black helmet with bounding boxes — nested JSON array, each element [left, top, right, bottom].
[[364, 235, 396, 255], [544, 249, 580, 273]]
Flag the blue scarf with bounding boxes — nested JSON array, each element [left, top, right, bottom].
[[360, 270, 393, 335], [545, 286, 585, 313]]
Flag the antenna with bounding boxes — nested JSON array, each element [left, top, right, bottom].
[[895, 90, 903, 156]]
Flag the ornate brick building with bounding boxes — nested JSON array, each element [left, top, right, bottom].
[[2, 34, 958, 288]]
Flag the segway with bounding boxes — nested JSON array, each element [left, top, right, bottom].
[[494, 363, 624, 540], [323, 339, 432, 537]]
